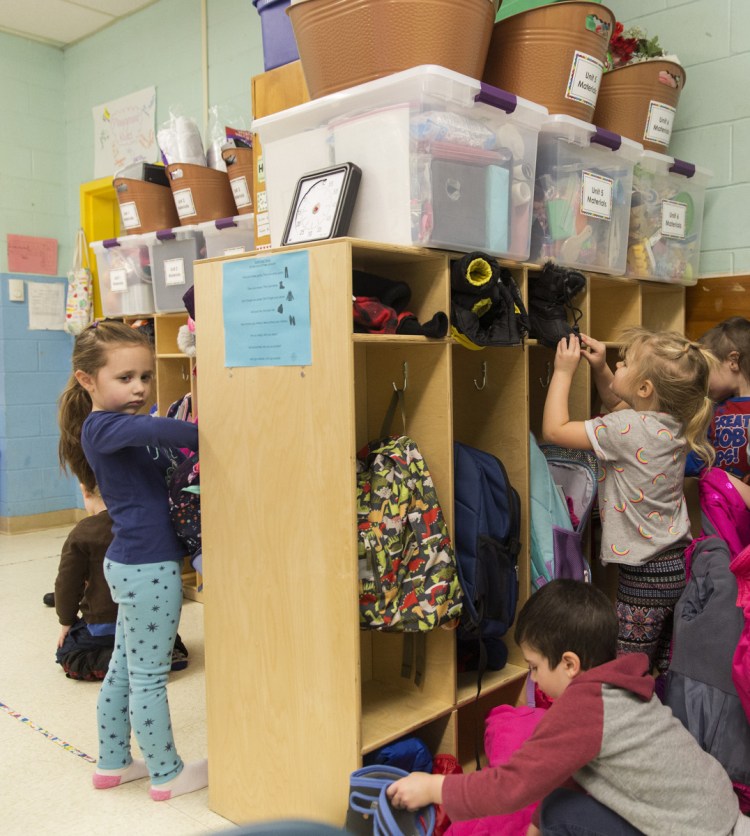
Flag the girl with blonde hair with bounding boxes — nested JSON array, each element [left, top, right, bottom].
[[542, 327, 716, 672]]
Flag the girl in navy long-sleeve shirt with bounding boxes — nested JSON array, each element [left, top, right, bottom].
[[59, 320, 206, 801]]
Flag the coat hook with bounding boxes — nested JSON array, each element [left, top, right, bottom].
[[392, 361, 408, 392], [182, 366, 190, 381], [539, 360, 552, 389], [474, 361, 487, 391]]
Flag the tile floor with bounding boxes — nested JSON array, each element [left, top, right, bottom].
[[0, 524, 234, 836]]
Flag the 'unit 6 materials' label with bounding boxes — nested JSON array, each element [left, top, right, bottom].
[[119, 201, 141, 230], [567, 51, 604, 107], [580, 170, 613, 220], [661, 200, 687, 238], [164, 257, 186, 286], [644, 101, 676, 146], [173, 188, 197, 219]]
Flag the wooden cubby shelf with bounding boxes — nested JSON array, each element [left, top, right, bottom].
[[193, 239, 686, 827]]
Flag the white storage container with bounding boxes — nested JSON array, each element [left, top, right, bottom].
[[200, 215, 255, 258], [252, 64, 548, 260], [144, 226, 205, 314], [91, 235, 154, 317], [626, 151, 711, 286], [530, 114, 642, 275]]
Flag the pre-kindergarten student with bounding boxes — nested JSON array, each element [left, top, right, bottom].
[[54, 482, 116, 680], [687, 316, 750, 483], [58, 320, 205, 801], [387, 580, 749, 836], [542, 329, 715, 672], [55, 482, 189, 680]]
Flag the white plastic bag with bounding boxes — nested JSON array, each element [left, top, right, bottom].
[[64, 229, 93, 336]]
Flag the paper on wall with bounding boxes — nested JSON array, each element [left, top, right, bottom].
[[27, 281, 65, 330]]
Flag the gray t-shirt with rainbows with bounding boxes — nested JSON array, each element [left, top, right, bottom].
[[585, 410, 692, 566]]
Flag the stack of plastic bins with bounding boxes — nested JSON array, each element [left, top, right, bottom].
[[145, 226, 206, 314], [530, 114, 642, 275], [90, 235, 154, 317], [199, 215, 255, 259], [252, 64, 548, 260], [626, 151, 711, 285]]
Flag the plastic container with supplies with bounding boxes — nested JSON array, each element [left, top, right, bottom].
[[626, 151, 711, 286], [90, 235, 154, 317], [252, 0, 299, 71], [200, 215, 255, 259], [530, 114, 641, 275], [144, 226, 206, 313], [252, 64, 548, 260]]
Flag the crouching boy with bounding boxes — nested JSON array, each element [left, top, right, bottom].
[[387, 579, 750, 836]]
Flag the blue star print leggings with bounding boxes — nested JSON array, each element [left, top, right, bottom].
[[97, 558, 184, 784]]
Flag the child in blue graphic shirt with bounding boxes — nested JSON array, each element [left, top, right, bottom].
[[686, 317, 750, 506], [58, 320, 205, 801]]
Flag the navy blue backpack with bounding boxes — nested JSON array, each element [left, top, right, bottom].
[[453, 441, 521, 676]]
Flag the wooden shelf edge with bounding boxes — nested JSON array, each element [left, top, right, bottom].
[[455, 664, 528, 708]]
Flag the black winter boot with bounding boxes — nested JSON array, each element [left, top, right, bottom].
[[528, 261, 585, 348]]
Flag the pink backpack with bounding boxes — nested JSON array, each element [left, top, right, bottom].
[[698, 468, 750, 558], [445, 680, 547, 836]]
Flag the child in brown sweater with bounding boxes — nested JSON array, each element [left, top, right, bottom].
[[54, 483, 188, 680]]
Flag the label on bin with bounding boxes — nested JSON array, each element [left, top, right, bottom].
[[566, 51, 603, 107], [580, 171, 613, 221], [119, 201, 141, 230], [110, 269, 127, 293], [661, 200, 687, 239], [172, 188, 197, 219], [164, 257, 187, 286], [644, 101, 675, 146], [230, 176, 252, 209]]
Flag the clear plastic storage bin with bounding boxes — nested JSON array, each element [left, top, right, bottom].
[[144, 226, 206, 313], [626, 151, 711, 286], [91, 235, 154, 317], [252, 64, 548, 260], [200, 215, 255, 259], [530, 114, 642, 275]]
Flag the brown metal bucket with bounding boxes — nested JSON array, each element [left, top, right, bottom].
[[165, 163, 237, 226], [483, 1, 615, 121], [593, 60, 686, 152], [287, 0, 496, 99], [221, 146, 254, 215], [113, 178, 180, 235]]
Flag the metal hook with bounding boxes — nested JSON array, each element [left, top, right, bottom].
[[181, 366, 190, 381], [392, 361, 408, 392], [539, 360, 552, 389], [474, 361, 487, 391]]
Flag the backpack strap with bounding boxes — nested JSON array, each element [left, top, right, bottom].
[[380, 385, 407, 439], [401, 633, 427, 687]]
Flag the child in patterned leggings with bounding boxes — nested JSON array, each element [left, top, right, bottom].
[[542, 328, 715, 672]]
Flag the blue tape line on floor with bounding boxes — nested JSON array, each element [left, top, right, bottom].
[[0, 700, 96, 763]]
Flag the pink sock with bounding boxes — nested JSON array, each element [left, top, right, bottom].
[[93, 758, 149, 789], [150, 759, 208, 801]]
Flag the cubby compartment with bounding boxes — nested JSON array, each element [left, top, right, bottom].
[[455, 677, 526, 770], [640, 282, 685, 333], [361, 629, 456, 754], [588, 276, 640, 342]]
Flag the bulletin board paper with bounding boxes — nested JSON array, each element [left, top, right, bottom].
[[222, 251, 312, 368], [7, 234, 58, 275], [27, 281, 65, 330], [93, 86, 159, 178]]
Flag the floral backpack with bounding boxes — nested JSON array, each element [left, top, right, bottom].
[[168, 452, 201, 558]]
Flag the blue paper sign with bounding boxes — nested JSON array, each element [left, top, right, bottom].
[[222, 250, 311, 368]]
